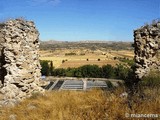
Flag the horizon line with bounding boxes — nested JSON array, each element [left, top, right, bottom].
[[40, 39, 133, 42]]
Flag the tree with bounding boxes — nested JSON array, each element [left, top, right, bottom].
[[40, 60, 50, 76], [73, 69, 82, 77], [114, 64, 129, 80], [101, 64, 115, 78], [65, 68, 75, 77], [80, 65, 101, 78], [50, 61, 54, 75], [62, 60, 65, 63], [53, 68, 66, 76]]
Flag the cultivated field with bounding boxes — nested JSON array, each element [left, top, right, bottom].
[[40, 49, 134, 68]]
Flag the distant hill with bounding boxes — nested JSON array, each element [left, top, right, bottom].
[[40, 40, 134, 50], [40, 40, 64, 44]]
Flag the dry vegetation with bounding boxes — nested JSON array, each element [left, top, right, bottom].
[[0, 87, 159, 120], [58, 60, 119, 68]]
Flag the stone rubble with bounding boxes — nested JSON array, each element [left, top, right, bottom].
[[0, 19, 45, 107], [134, 21, 160, 79]]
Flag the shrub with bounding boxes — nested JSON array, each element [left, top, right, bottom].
[[65, 52, 76, 56], [114, 64, 130, 80], [62, 60, 65, 63], [53, 68, 66, 76], [101, 65, 115, 78], [114, 57, 117, 60], [40, 60, 54, 76], [80, 65, 101, 78], [80, 53, 85, 55], [106, 81, 114, 89], [40, 60, 50, 76]]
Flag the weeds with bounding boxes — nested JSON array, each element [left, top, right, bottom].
[[0, 85, 159, 120]]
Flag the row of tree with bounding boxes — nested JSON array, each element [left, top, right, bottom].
[[40, 60, 134, 80]]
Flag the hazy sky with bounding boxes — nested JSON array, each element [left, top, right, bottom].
[[0, 0, 159, 41]]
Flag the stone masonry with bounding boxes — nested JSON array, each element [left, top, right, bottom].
[[134, 21, 160, 79], [0, 19, 44, 106], [0, 23, 5, 87]]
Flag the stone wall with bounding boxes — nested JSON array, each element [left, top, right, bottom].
[[0, 25, 3, 84], [0, 19, 44, 106], [134, 21, 160, 79], [0, 23, 5, 87]]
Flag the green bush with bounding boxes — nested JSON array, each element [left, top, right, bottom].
[[101, 65, 115, 78], [65, 52, 76, 56], [40, 60, 50, 76], [40, 60, 54, 76], [40, 60, 133, 80], [53, 68, 66, 76], [117, 57, 134, 66], [80, 65, 101, 78], [114, 64, 130, 80]]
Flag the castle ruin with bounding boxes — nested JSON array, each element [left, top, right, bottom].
[[134, 21, 160, 80], [0, 18, 159, 106], [0, 19, 44, 106]]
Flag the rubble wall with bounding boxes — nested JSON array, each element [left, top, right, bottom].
[[134, 21, 160, 79], [0, 19, 44, 106], [0, 23, 5, 87], [0, 25, 3, 83]]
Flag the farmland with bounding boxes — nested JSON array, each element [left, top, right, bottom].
[[39, 41, 134, 68]]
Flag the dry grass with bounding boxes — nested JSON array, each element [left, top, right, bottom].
[[110, 50, 134, 58], [58, 60, 119, 68], [0, 87, 159, 120]]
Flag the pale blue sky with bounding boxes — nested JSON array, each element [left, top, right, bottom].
[[0, 0, 159, 41]]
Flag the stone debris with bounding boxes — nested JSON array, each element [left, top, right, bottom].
[[134, 21, 160, 79], [0, 19, 45, 107]]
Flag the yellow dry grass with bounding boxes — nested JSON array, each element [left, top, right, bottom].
[[109, 50, 134, 58], [58, 60, 119, 68], [0, 87, 159, 120]]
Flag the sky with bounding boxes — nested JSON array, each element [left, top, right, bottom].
[[0, 0, 159, 41]]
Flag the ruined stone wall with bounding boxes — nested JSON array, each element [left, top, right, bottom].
[[0, 26, 3, 84], [0, 23, 5, 87], [134, 21, 160, 79], [0, 19, 44, 106]]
